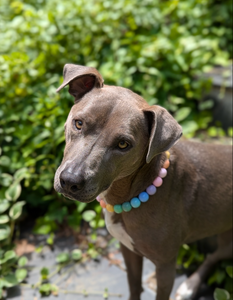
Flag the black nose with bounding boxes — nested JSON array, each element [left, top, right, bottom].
[[60, 171, 85, 193]]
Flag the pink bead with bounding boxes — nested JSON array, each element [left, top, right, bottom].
[[159, 168, 167, 178], [153, 177, 163, 187], [96, 195, 102, 202], [100, 200, 106, 208]]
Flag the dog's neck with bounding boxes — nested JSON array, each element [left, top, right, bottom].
[[103, 152, 167, 206]]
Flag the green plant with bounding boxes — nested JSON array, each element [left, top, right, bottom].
[[0, 0, 232, 296], [0, 156, 29, 298], [211, 264, 233, 300], [0, 252, 28, 298], [177, 244, 233, 299]]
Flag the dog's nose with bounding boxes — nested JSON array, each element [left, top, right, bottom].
[[59, 171, 85, 193]]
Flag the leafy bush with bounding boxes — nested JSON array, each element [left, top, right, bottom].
[[0, 0, 232, 297], [0, 251, 28, 298]]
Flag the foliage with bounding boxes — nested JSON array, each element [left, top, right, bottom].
[[0, 251, 28, 298], [178, 244, 233, 298], [0, 243, 112, 298], [0, 0, 232, 297], [211, 263, 233, 300], [177, 243, 205, 270]]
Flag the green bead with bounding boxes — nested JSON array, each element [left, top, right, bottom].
[[122, 202, 132, 212], [114, 204, 123, 214]]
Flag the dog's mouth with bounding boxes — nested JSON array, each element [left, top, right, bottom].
[[60, 184, 110, 203], [62, 193, 96, 203]]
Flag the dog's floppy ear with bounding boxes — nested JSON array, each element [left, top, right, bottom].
[[144, 105, 182, 163], [56, 64, 104, 101]]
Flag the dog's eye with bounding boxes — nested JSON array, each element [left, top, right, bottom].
[[75, 120, 83, 130], [118, 141, 129, 150]]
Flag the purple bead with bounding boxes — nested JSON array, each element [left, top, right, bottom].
[[146, 185, 157, 195], [96, 195, 101, 202], [159, 168, 167, 178], [138, 192, 149, 202]]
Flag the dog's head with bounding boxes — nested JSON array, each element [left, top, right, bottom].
[[54, 64, 182, 202]]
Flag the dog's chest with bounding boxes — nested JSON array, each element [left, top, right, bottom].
[[100, 192, 135, 251], [104, 210, 135, 252]]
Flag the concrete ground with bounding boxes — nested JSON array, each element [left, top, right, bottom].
[[6, 233, 214, 300]]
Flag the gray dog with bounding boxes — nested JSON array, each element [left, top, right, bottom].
[[54, 64, 232, 300]]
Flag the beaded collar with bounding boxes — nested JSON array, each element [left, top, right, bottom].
[[96, 151, 170, 214]]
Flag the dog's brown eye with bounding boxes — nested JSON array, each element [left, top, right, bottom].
[[75, 120, 83, 130], [118, 141, 129, 149]]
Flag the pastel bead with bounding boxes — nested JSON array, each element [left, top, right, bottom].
[[100, 200, 106, 208], [166, 151, 170, 159], [122, 202, 132, 212], [163, 159, 170, 169], [96, 195, 102, 202], [159, 168, 167, 178], [114, 204, 123, 214], [106, 204, 114, 212], [130, 197, 141, 208], [138, 192, 149, 202], [153, 177, 163, 187], [146, 185, 157, 195]]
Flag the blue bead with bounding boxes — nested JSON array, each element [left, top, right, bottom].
[[138, 192, 149, 202], [114, 204, 123, 214], [130, 197, 141, 208], [122, 202, 132, 212]]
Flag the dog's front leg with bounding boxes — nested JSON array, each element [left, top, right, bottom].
[[155, 260, 176, 300], [120, 243, 143, 300]]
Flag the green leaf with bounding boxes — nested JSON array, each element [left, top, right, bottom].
[[33, 223, 56, 235], [40, 267, 49, 280], [90, 219, 105, 228], [182, 121, 199, 135], [9, 201, 25, 220], [46, 233, 55, 245], [15, 269, 27, 282], [174, 107, 191, 122], [82, 210, 96, 222], [77, 202, 87, 213], [51, 284, 59, 295], [14, 168, 29, 182], [226, 266, 233, 278], [198, 100, 214, 110], [56, 253, 70, 264], [35, 245, 43, 253], [5, 182, 22, 201], [0, 225, 11, 241], [71, 249, 82, 261], [0, 156, 11, 167], [0, 274, 18, 288], [228, 127, 233, 137], [87, 248, 99, 259], [103, 288, 109, 299], [0, 215, 10, 224], [39, 283, 52, 296], [170, 96, 185, 105], [0, 250, 16, 264], [18, 256, 28, 267], [0, 199, 10, 214], [0, 173, 13, 187], [214, 288, 230, 300]]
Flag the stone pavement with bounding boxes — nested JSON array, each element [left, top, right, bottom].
[[6, 234, 214, 300]]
